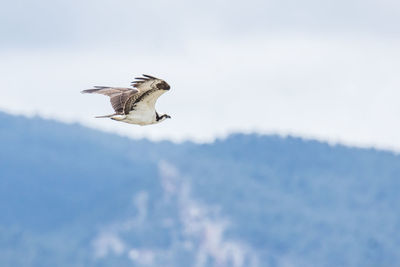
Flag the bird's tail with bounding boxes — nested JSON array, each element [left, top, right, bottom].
[[95, 114, 117, 118]]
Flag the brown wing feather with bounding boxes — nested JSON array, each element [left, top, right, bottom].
[[131, 74, 159, 93], [82, 87, 138, 113], [124, 75, 171, 114], [121, 74, 160, 114], [123, 91, 144, 114]]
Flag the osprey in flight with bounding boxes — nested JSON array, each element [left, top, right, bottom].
[[82, 74, 171, 126]]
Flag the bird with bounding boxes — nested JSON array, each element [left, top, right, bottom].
[[82, 74, 171, 126]]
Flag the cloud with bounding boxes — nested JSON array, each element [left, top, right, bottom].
[[1, 0, 399, 48], [1, 0, 400, 150], [2, 36, 400, 151]]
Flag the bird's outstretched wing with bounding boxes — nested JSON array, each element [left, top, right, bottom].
[[124, 75, 171, 114], [81, 86, 139, 114], [125, 88, 167, 114]]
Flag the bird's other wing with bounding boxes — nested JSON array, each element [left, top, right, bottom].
[[131, 74, 159, 93], [82, 86, 139, 113], [124, 88, 167, 114]]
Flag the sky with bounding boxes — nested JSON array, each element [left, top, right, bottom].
[[1, 0, 400, 150]]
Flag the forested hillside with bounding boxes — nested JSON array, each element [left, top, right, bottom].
[[0, 111, 399, 267]]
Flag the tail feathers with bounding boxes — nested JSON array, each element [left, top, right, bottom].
[[95, 114, 117, 118]]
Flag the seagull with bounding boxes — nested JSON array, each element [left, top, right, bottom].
[[82, 74, 171, 126]]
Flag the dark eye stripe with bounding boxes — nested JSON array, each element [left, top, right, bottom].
[[157, 82, 170, 89]]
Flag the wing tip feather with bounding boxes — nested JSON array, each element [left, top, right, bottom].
[[81, 89, 98, 94], [142, 74, 157, 79], [131, 74, 159, 86]]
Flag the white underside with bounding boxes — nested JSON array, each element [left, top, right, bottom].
[[111, 109, 157, 126]]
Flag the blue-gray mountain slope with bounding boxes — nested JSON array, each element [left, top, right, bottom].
[[0, 111, 399, 267]]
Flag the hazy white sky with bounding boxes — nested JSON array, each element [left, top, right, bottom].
[[1, 0, 400, 150]]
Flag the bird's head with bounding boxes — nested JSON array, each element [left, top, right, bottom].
[[156, 80, 170, 91], [156, 113, 171, 123], [161, 114, 171, 120]]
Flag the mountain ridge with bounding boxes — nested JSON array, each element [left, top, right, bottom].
[[0, 111, 399, 267]]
